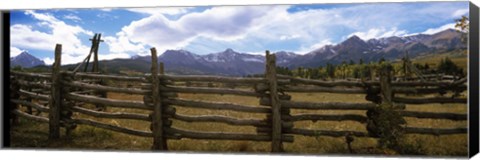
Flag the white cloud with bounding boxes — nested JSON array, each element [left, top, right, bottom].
[[10, 47, 24, 57], [348, 27, 408, 40], [11, 11, 94, 64], [121, 6, 281, 53], [98, 53, 131, 61], [279, 34, 301, 40], [126, 7, 192, 15], [422, 23, 456, 35], [452, 9, 469, 17], [104, 32, 147, 56], [63, 14, 82, 22]]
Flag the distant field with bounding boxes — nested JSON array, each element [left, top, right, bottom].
[[11, 91, 468, 156]]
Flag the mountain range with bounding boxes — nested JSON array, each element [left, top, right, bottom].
[[12, 29, 466, 76]]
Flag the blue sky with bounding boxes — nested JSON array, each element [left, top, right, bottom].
[[10, 2, 469, 65]]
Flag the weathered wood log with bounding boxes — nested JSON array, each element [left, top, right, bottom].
[[400, 111, 467, 121], [62, 80, 151, 95], [404, 127, 467, 135], [150, 49, 167, 150], [71, 118, 153, 137], [283, 85, 367, 94], [265, 51, 283, 152], [159, 74, 266, 84], [392, 86, 467, 94], [11, 71, 51, 80], [11, 99, 49, 112], [17, 80, 51, 89], [286, 114, 368, 123], [18, 89, 50, 101], [392, 97, 467, 104], [12, 109, 49, 123], [69, 106, 150, 121], [165, 127, 293, 142], [170, 113, 269, 127], [287, 128, 370, 137], [392, 81, 465, 87], [62, 71, 148, 82], [49, 44, 62, 139], [163, 98, 270, 113], [260, 98, 379, 110], [160, 85, 263, 97], [65, 93, 151, 110], [287, 76, 377, 87]]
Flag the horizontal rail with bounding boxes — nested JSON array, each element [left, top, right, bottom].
[[62, 71, 148, 82], [159, 74, 266, 84], [168, 113, 269, 127], [11, 71, 51, 79], [11, 99, 49, 112], [283, 85, 367, 94], [62, 80, 150, 95], [260, 98, 383, 110], [286, 114, 368, 123], [400, 111, 467, 121], [287, 128, 371, 137], [160, 85, 263, 97], [163, 98, 270, 113], [287, 76, 376, 87], [165, 127, 294, 142], [69, 106, 150, 121], [12, 109, 49, 123], [65, 93, 151, 110], [17, 80, 51, 89], [404, 127, 467, 135], [392, 97, 467, 104], [392, 86, 467, 94], [18, 89, 50, 101], [71, 118, 152, 137]]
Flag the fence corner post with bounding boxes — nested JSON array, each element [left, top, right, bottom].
[[265, 50, 283, 152], [49, 44, 62, 139], [150, 47, 167, 150]]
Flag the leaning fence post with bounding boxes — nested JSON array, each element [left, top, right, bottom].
[[150, 48, 167, 150], [49, 44, 62, 139], [265, 50, 283, 152]]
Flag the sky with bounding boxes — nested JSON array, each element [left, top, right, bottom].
[[9, 1, 469, 65]]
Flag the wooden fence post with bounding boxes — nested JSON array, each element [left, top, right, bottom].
[[379, 65, 392, 104], [265, 50, 283, 152], [150, 48, 167, 150], [49, 44, 62, 139]]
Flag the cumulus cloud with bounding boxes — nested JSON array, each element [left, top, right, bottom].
[[104, 32, 148, 56], [422, 23, 456, 35], [120, 5, 282, 54], [11, 11, 94, 64], [10, 46, 24, 57]]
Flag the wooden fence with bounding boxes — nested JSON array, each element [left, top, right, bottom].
[[9, 44, 468, 152]]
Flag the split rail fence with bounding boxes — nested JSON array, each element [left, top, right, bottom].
[[9, 44, 468, 152]]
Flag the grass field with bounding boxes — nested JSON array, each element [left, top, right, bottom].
[[10, 90, 468, 156]]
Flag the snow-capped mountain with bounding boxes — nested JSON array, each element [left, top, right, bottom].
[[10, 51, 46, 68]]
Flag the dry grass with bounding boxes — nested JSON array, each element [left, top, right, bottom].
[[10, 90, 468, 156]]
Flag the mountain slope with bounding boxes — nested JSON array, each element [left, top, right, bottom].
[[10, 51, 46, 68]]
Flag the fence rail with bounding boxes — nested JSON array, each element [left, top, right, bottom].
[[9, 45, 468, 153]]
